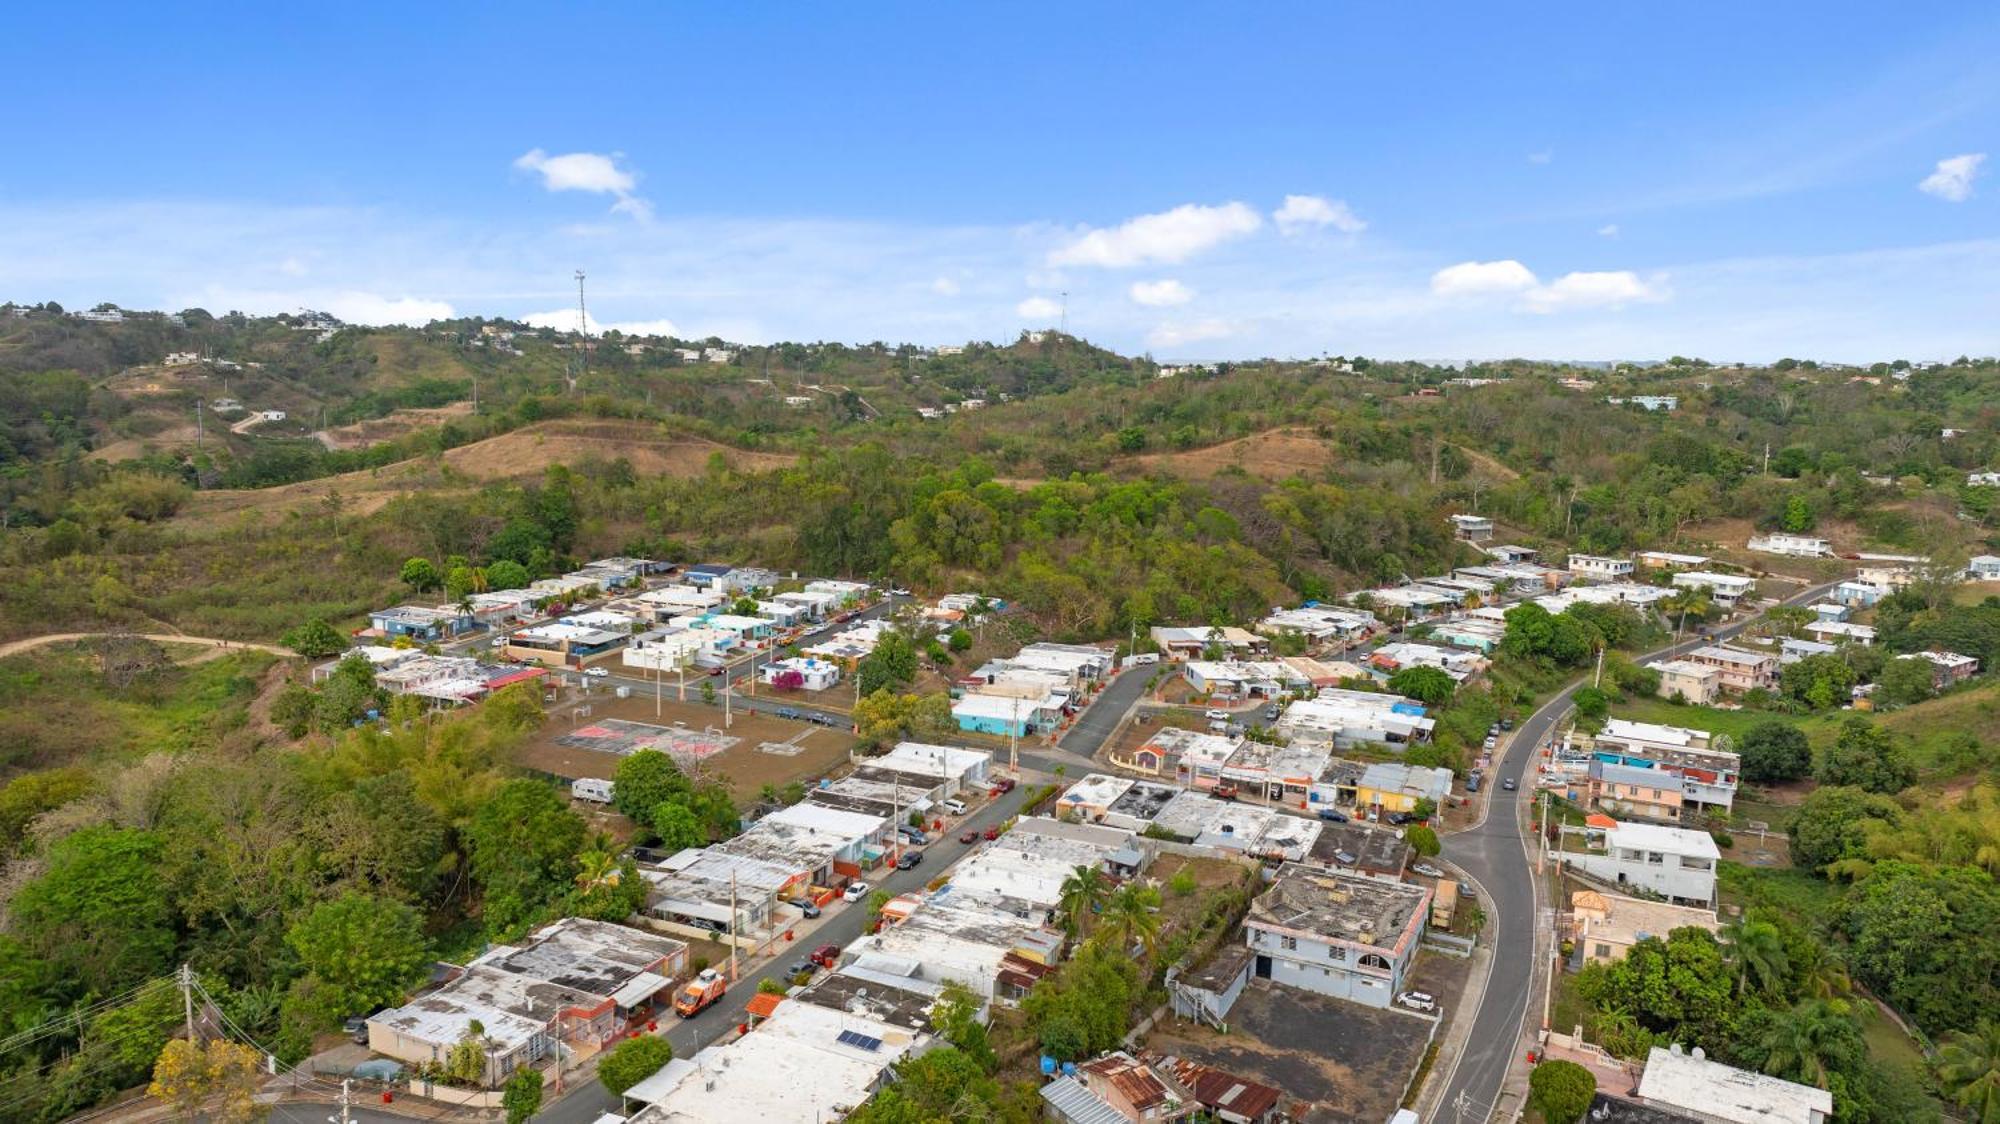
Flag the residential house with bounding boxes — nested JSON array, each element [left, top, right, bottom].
[[1568, 890, 1719, 967], [1590, 719, 1739, 812], [504, 621, 629, 668], [1561, 822, 1719, 907], [1746, 533, 1832, 558], [1485, 544, 1540, 564], [368, 604, 475, 641], [1608, 395, 1678, 411], [1217, 740, 1333, 807], [1258, 605, 1376, 646], [1369, 642, 1483, 681], [1145, 791, 1324, 862], [1429, 616, 1507, 654], [1808, 601, 1849, 622], [951, 692, 1059, 737], [1672, 571, 1755, 606], [1306, 822, 1414, 880], [1150, 625, 1268, 660], [1569, 554, 1636, 582], [1896, 650, 1980, 690], [1576, 761, 1685, 822], [1686, 645, 1778, 693], [1181, 659, 1310, 698], [1633, 1044, 1831, 1124], [1831, 580, 1888, 608], [1144, 1053, 1284, 1124], [1968, 471, 2000, 487], [1802, 620, 1874, 646], [1243, 863, 1430, 1008], [1107, 726, 1241, 780], [758, 656, 841, 691], [1277, 688, 1435, 749], [1778, 637, 1837, 665], [1647, 659, 1720, 705], [1637, 551, 1710, 571], [368, 918, 687, 1087], [1450, 514, 1494, 542], [1353, 761, 1453, 816], [1967, 554, 2000, 581]]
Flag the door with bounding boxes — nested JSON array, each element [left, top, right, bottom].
[[1254, 955, 1272, 979]]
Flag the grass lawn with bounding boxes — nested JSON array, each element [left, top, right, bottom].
[[1609, 695, 1830, 744], [1718, 862, 1844, 927]]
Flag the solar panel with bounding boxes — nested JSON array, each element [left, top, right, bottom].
[[836, 1029, 883, 1052]]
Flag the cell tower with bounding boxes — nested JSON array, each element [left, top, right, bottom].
[[565, 269, 589, 394]]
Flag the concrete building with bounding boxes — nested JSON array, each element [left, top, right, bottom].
[[1591, 720, 1739, 812], [1107, 725, 1241, 780], [1672, 571, 1756, 606], [1746, 533, 1832, 558], [1561, 822, 1719, 907], [505, 621, 630, 668], [1146, 791, 1323, 863], [1450, 513, 1494, 542], [1568, 889, 1719, 967], [1369, 642, 1483, 681], [757, 656, 841, 691], [1243, 864, 1430, 1008], [367, 918, 687, 1087], [1180, 659, 1311, 698], [1896, 649, 1980, 690], [1647, 659, 1720, 705], [1352, 761, 1453, 816], [1686, 645, 1778, 693], [1277, 688, 1435, 749], [1579, 760, 1686, 822], [1637, 551, 1709, 570], [1634, 1044, 1831, 1124], [1258, 605, 1376, 646], [1150, 625, 1268, 660], [368, 604, 475, 641], [1569, 554, 1636, 582], [951, 692, 1058, 737], [1803, 620, 1874, 646]]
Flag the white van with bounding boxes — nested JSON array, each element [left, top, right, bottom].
[[570, 778, 615, 804], [1124, 652, 1161, 667], [941, 798, 969, 816]]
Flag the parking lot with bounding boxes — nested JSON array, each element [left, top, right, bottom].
[[1145, 979, 1436, 1123]]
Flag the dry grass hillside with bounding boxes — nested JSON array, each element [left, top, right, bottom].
[[1129, 427, 1339, 479], [179, 419, 798, 524], [313, 401, 476, 450]]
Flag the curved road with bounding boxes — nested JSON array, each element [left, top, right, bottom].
[[0, 631, 295, 660], [1435, 579, 1838, 1121]]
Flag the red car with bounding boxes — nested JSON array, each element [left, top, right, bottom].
[[809, 944, 840, 969], [989, 777, 1017, 795], [958, 829, 978, 843], [983, 825, 1001, 841]]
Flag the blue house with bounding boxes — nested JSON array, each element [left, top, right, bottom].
[[368, 605, 474, 641], [684, 563, 735, 589]]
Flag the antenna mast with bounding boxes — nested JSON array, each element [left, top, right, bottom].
[[566, 269, 589, 394]]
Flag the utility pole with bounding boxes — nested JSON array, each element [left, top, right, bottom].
[[331, 1079, 352, 1124], [177, 963, 196, 1043], [195, 400, 204, 448], [728, 871, 740, 982], [1059, 291, 1068, 337], [472, 373, 479, 414], [1593, 645, 1605, 688]]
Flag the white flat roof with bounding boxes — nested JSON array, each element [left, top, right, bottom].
[[1607, 821, 1721, 860], [1638, 1046, 1831, 1124]]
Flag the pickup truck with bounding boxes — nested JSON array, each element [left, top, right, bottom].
[[673, 968, 729, 1017]]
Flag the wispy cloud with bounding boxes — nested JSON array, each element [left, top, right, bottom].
[[514, 149, 653, 220], [1273, 194, 1366, 235], [1016, 295, 1062, 319], [931, 276, 961, 296], [1129, 279, 1192, 306], [521, 309, 680, 336], [1147, 318, 1236, 349], [1919, 153, 1986, 201], [1431, 259, 1665, 312], [1048, 202, 1262, 268], [1597, 224, 1620, 238], [1527, 149, 1554, 165]]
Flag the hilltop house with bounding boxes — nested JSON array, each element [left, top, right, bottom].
[[1243, 864, 1430, 1009]]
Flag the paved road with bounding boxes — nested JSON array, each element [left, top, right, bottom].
[[532, 779, 1037, 1124], [1056, 666, 1152, 762], [1434, 580, 1840, 1121]]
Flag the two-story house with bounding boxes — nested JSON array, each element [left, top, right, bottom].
[[1561, 822, 1719, 907], [1243, 864, 1430, 1009]]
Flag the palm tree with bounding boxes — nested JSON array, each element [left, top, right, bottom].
[[1721, 920, 1790, 997], [1791, 939, 1851, 1000], [1936, 1020, 2000, 1124], [1097, 883, 1163, 960], [1753, 998, 1852, 1089], [1057, 866, 1108, 938], [574, 848, 619, 894]]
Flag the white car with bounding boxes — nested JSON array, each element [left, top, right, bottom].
[[491, 637, 509, 649], [1396, 991, 1438, 1013], [1412, 863, 1445, 878], [889, 587, 912, 597], [1204, 708, 1230, 722], [941, 798, 969, 816], [583, 667, 609, 678], [842, 881, 870, 903]]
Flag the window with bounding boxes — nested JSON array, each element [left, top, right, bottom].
[[1594, 943, 1612, 958], [1279, 935, 1298, 952], [1327, 944, 1345, 961]]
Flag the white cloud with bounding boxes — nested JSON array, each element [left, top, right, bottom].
[[931, 276, 961, 296], [1527, 150, 1554, 165], [1016, 296, 1062, 320], [513, 148, 652, 220], [1048, 202, 1262, 268], [1129, 279, 1193, 306], [1273, 194, 1366, 235], [522, 308, 680, 337], [305, 292, 455, 326], [1431, 260, 1664, 312], [1430, 259, 1539, 296], [278, 256, 307, 276], [1523, 270, 1665, 312], [1919, 153, 1986, 202], [1146, 319, 1236, 349], [1597, 224, 1620, 238]]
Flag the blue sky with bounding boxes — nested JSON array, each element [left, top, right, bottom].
[[2, 3, 1996, 361]]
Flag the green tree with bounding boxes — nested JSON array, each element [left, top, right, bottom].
[[1780, 494, 1816, 533], [502, 1067, 543, 1124], [1780, 653, 1858, 712], [1572, 686, 1611, 723], [1739, 720, 1811, 784], [1057, 865, 1108, 937], [1098, 882, 1163, 960], [1936, 1020, 2000, 1124], [597, 1035, 674, 1096], [847, 1047, 1001, 1123], [856, 631, 919, 694], [1748, 998, 1863, 1090], [651, 802, 706, 850], [485, 558, 531, 591], [465, 780, 585, 933], [613, 749, 690, 822], [1720, 918, 1790, 997], [1575, 926, 1734, 1047], [1814, 717, 1914, 793], [1528, 1059, 1596, 1124], [1387, 665, 1455, 706], [1875, 656, 1937, 707], [281, 617, 347, 658], [314, 653, 386, 732], [1404, 825, 1441, 857], [1788, 786, 1902, 874], [9, 827, 175, 995], [1842, 861, 2000, 1033], [930, 980, 997, 1072], [400, 557, 441, 592], [285, 894, 432, 1025]]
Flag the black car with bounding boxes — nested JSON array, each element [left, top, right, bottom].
[[896, 851, 923, 870], [1500, 717, 1515, 730], [1386, 811, 1416, 825], [797, 901, 822, 919], [343, 1015, 369, 1045]]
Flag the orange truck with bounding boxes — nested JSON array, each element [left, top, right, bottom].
[[673, 968, 729, 1018]]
